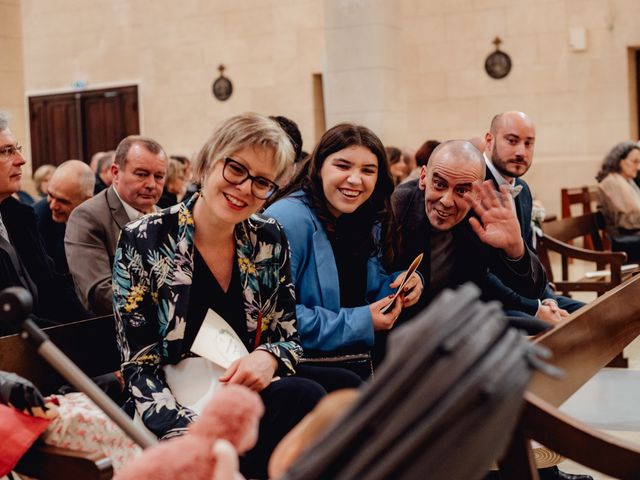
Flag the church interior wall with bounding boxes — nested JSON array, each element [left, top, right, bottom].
[[1, 0, 26, 152], [19, 0, 326, 165], [400, 0, 640, 214], [7, 0, 640, 216]]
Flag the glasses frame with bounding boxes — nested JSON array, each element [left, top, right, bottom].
[[222, 158, 279, 200], [0, 144, 23, 159]]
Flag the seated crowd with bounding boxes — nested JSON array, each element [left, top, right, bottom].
[[2, 107, 634, 480]]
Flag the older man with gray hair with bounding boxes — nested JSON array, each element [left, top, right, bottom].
[[0, 111, 89, 335], [34, 159, 95, 275]]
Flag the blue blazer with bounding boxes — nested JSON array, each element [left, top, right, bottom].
[[264, 192, 398, 351]]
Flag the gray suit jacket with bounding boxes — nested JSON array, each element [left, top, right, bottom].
[[65, 186, 130, 315]]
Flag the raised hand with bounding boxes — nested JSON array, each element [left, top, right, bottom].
[[466, 181, 525, 259]]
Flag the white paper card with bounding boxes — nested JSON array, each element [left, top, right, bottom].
[[163, 357, 227, 415], [190, 308, 249, 368]]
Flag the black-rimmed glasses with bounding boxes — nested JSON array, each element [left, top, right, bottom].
[[0, 144, 23, 159], [222, 158, 279, 200]]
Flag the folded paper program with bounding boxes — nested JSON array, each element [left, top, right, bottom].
[[191, 309, 249, 368], [165, 309, 249, 415]]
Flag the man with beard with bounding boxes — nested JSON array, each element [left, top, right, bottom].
[[483, 111, 585, 330]]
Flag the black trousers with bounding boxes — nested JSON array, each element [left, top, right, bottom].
[[296, 363, 363, 391], [239, 376, 325, 479]]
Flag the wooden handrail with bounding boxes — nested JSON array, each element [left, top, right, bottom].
[[499, 274, 640, 479]]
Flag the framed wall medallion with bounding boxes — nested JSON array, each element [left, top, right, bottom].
[[212, 65, 233, 101], [485, 37, 512, 79]]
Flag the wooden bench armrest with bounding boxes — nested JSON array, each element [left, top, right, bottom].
[[541, 235, 627, 265], [16, 443, 114, 480], [499, 392, 640, 480]]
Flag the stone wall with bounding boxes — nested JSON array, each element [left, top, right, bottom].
[[17, 0, 640, 214], [1, 0, 26, 154]]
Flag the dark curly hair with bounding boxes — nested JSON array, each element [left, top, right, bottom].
[[269, 123, 397, 267], [596, 141, 640, 182], [269, 115, 304, 163]]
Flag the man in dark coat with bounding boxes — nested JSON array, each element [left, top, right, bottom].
[[0, 112, 90, 336], [392, 140, 548, 333]]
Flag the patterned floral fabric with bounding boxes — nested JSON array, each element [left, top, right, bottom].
[[113, 193, 302, 439], [41, 393, 141, 472]]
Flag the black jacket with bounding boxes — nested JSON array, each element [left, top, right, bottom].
[[391, 180, 547, 314], [33, 199, 68, 275], [0, 197, 90, 335], [94, 173, 108, 195]]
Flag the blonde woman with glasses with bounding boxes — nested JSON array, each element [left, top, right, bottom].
[[113, 113, 325, 479]]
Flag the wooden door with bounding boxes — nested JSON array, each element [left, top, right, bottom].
[[29, 92, 81, 169], [79, 86, 139, 162], [28, 85, 139, 170]]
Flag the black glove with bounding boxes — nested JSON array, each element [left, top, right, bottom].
[[0, 371, 46, 415]]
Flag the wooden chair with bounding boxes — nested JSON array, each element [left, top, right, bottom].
[[560, 186, 610, 250], [561, 186, 599, 218], [498, 274, 640, 479], [0, 315, 121, 480], [537, 213, 630, 298]]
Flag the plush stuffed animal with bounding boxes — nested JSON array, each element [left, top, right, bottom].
[[115, 384, 264, 480]]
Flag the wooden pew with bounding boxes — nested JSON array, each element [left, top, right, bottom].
[[0, 315, 120, 480], [498, 274, 640, 479], [537, 212, 629, 298], [538, 212, 636, 367]]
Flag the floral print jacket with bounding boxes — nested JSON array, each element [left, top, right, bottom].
[[113, 193, 302, 439]]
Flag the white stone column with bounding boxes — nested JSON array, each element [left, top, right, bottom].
[[323, 0, 407, 145]]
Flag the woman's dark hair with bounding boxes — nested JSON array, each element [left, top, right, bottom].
[[270, 115, 304, 163], [385, 146, 402, 165], [415, 140, 441, 167], [596, 141, 640, 182], [270, 123, 397, 267]]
